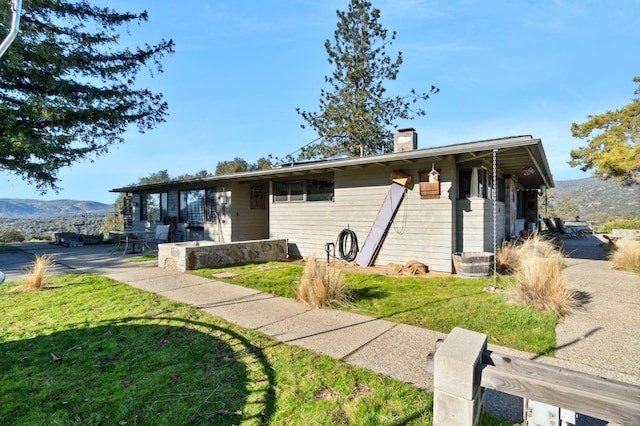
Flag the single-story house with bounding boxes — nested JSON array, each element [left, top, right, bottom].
[[110, 130, 554, 273]]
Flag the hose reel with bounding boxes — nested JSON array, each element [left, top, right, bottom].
[[325, 228, 358, 263]]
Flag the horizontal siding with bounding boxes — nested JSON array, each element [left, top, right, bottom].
[[270, 158, 457, 272], [456, 198, 506, 253], [270, 200, 339, 258]]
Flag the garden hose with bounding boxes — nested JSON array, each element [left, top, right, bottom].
[[336, 228, 358, 262]]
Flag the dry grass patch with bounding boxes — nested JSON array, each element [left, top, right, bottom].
[[12, 254, 54, 292], [497, 236, 559, 274], [513, 256, 578, 315], [505, 236, 578, 315], [609, 238, 640, 274], [297, 256, 351, 308], [497, 241, 520, 274]]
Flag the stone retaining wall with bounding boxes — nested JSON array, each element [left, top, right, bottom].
[[158, 239, 288, 272]]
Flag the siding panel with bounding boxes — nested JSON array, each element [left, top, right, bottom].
[[270, 158, 458, 272]]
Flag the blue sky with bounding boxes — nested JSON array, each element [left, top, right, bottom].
[[2, 0, 639, 204]]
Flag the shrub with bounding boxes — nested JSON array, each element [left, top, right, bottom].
[[507, 236, 578, 315], [609, 238, 640, 274], [598, 217, 640, 233], [0, 227, 25, 242], [13, 254, 54, 292], [297, 256, 350, 308]]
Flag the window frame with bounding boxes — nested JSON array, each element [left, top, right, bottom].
[[273, 175, 334, 203], [140, 192, 167, 222], [179, 188, 217, 223], [458, 167, 494, 200]]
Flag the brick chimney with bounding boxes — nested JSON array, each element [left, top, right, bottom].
[[394, 128, 417, 153]]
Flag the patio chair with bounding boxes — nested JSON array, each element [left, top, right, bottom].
[[543, 217, 560, 235], [150, 224, 171, 249], [554, 217, 584, 239]]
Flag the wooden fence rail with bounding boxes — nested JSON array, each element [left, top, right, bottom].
[[432, 327, 640, 426]]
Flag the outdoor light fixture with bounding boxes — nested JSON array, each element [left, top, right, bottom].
[[522, 166, 535, 176]]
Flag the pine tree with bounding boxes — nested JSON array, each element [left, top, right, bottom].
[[0, 0, 174, 192], [570, 76, 640, 185], [296, 0, 438, 160]]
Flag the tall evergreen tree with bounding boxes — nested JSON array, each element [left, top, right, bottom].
[[570, 76, 640, 185], [0, 0, 174, 192], [296, 0, 438, 160]]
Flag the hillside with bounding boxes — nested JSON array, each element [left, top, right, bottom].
[[547, 177, 639, 223], [0, 199, 113, 218]]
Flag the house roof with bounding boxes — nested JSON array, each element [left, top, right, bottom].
[[110, 135, 554, 193]]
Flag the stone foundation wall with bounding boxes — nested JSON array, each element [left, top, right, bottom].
[[158, 239, 288, 272]]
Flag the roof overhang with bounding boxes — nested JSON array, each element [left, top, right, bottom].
[[110, 135, 554, 194]]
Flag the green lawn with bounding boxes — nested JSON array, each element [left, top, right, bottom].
[[0, 274, 435, 425], [192, 262, 557, 355], [0, 273, 514, 425]]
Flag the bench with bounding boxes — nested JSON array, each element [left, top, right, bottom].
[[603, 229, 640, 248]]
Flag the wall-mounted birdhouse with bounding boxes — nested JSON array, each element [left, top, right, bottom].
[[419, 167, 441, 199]]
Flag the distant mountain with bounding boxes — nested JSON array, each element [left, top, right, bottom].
[[0, 199, 113, 218], [548, 177, 639, 222]]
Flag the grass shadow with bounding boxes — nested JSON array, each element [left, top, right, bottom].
[[573, 290, 593, 308], [0, 317, 276, 425]]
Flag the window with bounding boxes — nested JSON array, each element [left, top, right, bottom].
[[179, 189, 217, 223], [458, 167, 490, 199], [290, 181, 304, 201], [274, 182, 289, 202], [180, 190, 204, 223], [307, 178, 334, 201], [205, 189, 217, 221], [140, 193, 167, 222], [274, 175, 334, 202], [160, 193, 168, 219]]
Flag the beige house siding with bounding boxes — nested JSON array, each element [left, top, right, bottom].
[[269, 195, 338, 258], [456, 198, 505, 253], [270, 158, 458, 272]]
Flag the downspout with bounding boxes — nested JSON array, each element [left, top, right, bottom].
[[0, 0, 22, 58]]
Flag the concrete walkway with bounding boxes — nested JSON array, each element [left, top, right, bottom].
[[2, 237, 639, 424]]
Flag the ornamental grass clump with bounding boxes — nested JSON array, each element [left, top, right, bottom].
[[496, 241, 521, 274], [497, 235, 559, 274], [510, 236, 578, 315], [609, 238, 640, 274], [297, 256, 350, 308], [13, 254, 54, 292]]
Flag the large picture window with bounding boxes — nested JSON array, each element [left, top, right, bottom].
[[179, 189, 217, 223], [274, 175, 334, 202], [179, 190, 203, 223]]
